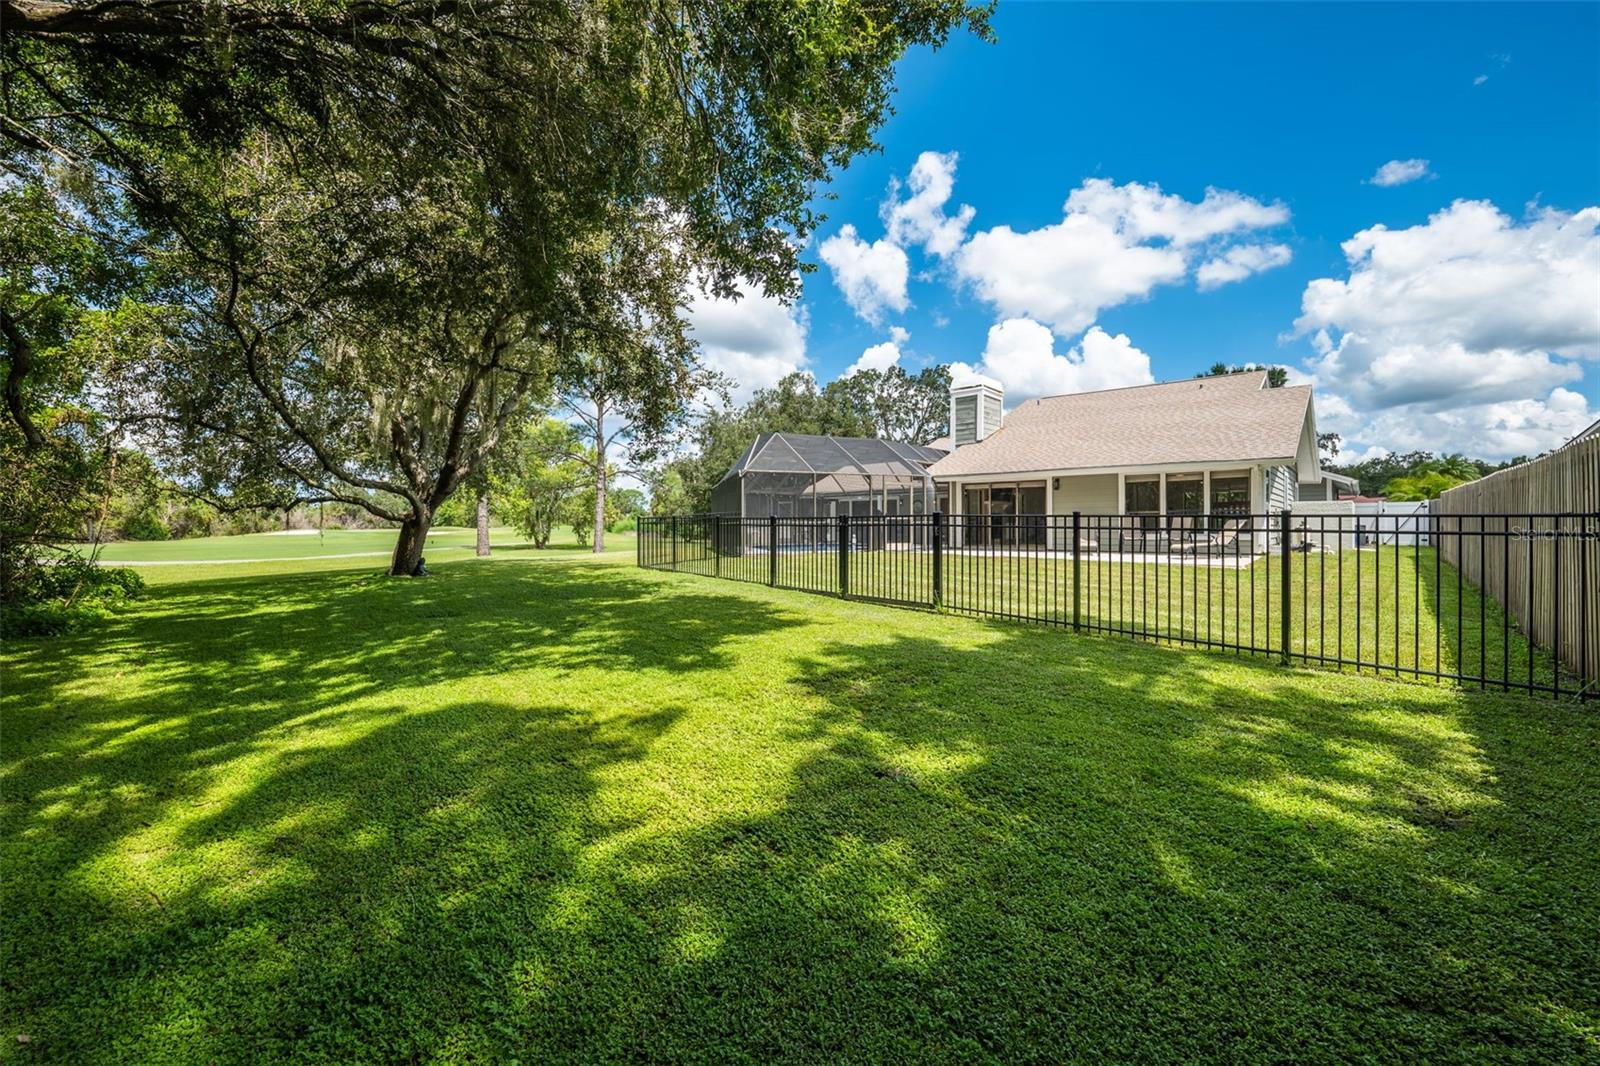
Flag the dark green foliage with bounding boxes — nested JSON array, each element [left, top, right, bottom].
[[609, 487, 647, 518], [5, 0, 991, 573], [1, 554, 143, 637], [1327, 450, 1526, 498], [1199, 361, 1289, 387]]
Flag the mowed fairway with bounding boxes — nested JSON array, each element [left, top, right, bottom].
[[3, 555, 1597, 1062], [91, 525, 635, 564]]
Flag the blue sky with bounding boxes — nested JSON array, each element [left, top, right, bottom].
[[686, 2, 1600, 461]]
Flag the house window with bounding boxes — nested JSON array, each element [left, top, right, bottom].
[[954, 395, 977, 445], [1166, 474, 1203, 514], [1210, 474, 1250, 516], [1125, 478, 1159, 514]]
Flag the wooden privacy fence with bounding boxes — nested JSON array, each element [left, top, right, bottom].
[[1433, 435, 1600, 697]]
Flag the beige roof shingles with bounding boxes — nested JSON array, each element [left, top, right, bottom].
[[927, 371, 1313, 479]]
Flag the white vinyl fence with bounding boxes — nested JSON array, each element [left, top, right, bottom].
[[1352, 500, 1433, 548]]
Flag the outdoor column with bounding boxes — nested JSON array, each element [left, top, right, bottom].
[[1045, 476, 1056, 550], [950, 481, 961, 548], [1250, 466, 1264, 551]]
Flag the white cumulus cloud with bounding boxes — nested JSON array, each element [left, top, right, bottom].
[[1294, 198, 1600, 459], [843, 339, 903, 378], [950, 318, 1154, 402], [882, 150, 976, 256], [685, 281, 807, 403], [818, 223, 909, 324], [1062, 179, 1290, 246], [1368, 159, 1433, 187], [955, 178, 1290, 335], [1329, 388, 1594, 461], [1197, 243, 1293, 290]]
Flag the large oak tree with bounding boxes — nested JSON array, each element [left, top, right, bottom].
[[3, 0, 991, 573]]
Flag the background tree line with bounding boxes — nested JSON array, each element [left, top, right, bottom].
[[1322, 448, 1531, 501]]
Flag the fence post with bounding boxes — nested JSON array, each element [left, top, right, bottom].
[[1072, 510, 1082, 633], [1279, 508, 1291, 663], [1582, 511, 1590, 700], [768, 515, 778, 587], [713, 516, 721, 577], [670, 515, 678, 570], [931, 510, 943, 608], [637, 520, 643, 567], [838, 513, 850, 599]]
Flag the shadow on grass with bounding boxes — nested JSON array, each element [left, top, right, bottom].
[[3, 563, 1596, 1060]]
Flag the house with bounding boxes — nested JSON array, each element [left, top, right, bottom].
[[927, 370, 1323, 547]]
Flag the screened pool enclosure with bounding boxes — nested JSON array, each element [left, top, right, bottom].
[[712, 432, 943, 517], [708, 433, 944, 552]]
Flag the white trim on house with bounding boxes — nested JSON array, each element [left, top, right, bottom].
[[933, 455, 1301, 482], [945, 463, 1291, 550]]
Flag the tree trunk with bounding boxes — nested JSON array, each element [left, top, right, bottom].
[[593, 461, 606, 553], [475, 492, 491, 557], [592, 404, 606, 553], [1, 308, 45, 450], [389, 508, 432, 576]]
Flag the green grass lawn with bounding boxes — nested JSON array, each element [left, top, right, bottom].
[[90, 525, 636, 564], [3, 556, 1597, 1061], [669, 541, 1565, 690]]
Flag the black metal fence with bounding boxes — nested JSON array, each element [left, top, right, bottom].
[[638, 511, 1596, 700]]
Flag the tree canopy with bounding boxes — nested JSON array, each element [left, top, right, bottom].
[[3, 0, 991, 574], [1199, 362, 1289, 388], [1325, 450, 1525, 499]]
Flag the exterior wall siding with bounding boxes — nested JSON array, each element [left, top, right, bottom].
[[1265, 464, 1298, 512], [1050, 474, 1120, 515]]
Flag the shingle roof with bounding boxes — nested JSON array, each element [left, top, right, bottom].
[[927, 371, 1313, 479]]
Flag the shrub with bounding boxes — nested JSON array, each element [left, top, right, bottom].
[[120, 508, 171, 541], [2, 555, 145, 638]]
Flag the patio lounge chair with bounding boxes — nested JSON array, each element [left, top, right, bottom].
[[1200, 518, 1245, 554], [1118, 515, 1149, 552], [1167, 516, 1203, 552]]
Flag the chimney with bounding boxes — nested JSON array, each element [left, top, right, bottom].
[[950, 375, 1004, 447]]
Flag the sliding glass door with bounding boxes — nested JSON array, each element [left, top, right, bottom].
[[959, 483, 1048, 547]]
